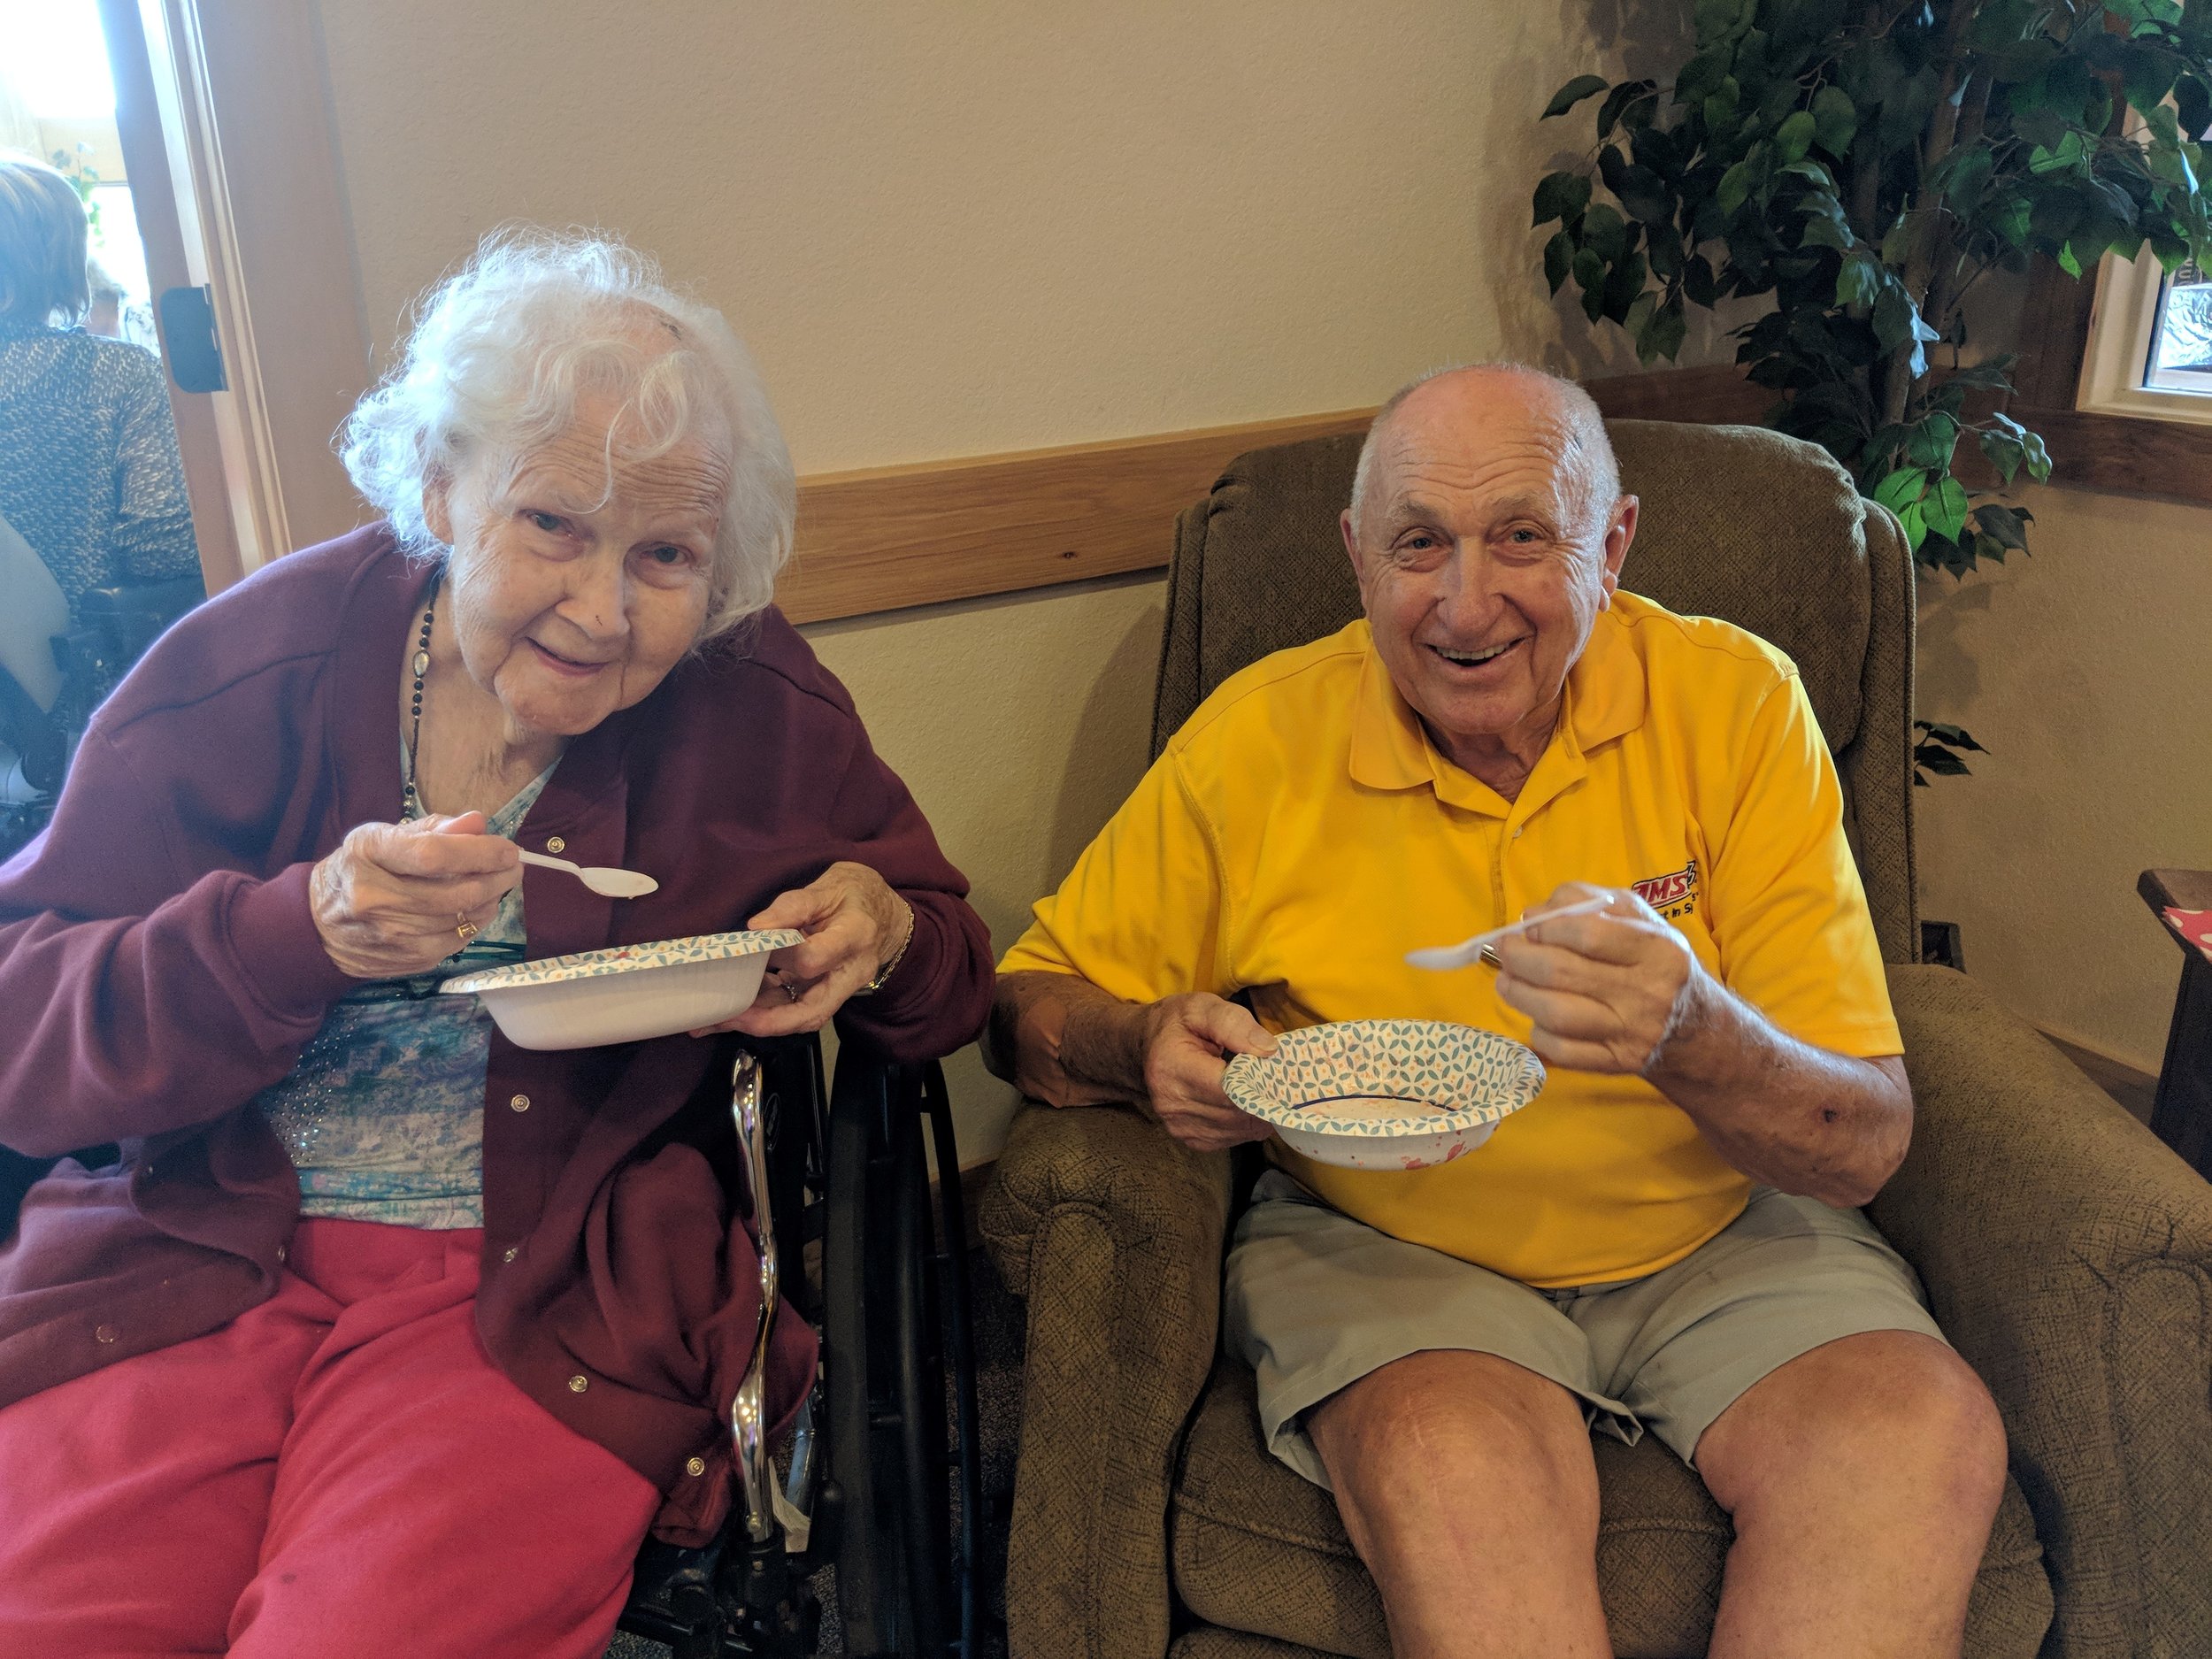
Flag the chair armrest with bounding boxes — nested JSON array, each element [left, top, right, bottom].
[[1871, 964, 2212, 1659], [980, 1102, 1233, 1659]]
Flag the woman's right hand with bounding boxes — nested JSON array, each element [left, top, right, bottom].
[[309, 812, 521, 979]]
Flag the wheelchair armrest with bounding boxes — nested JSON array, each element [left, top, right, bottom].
[[76, 576, 204, 661], [1871, 964, 2212, 1656], [980, 1102, 1233, 1659]]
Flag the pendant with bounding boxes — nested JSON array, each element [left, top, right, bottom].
[[412, 649, 430, 678]]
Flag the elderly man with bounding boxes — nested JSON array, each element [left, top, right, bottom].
[[987, 365, 2008, 1658]]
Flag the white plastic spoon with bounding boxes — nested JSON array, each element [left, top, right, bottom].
[[517, 848, 660, 899], [1405, 894, 1613, 972]]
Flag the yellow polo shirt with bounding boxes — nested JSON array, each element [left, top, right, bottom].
[[1000, 594, 1902, 1288]]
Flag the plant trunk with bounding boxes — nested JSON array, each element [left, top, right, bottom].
[[1883, 1, 1982, 426]]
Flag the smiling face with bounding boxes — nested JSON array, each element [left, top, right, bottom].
[[424, 390, 733, 742], [1341, 370, 1637, 790]]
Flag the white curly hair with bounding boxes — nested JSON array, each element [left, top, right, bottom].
[[341, 228, 795, 639]]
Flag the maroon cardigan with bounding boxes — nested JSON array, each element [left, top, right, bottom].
[[0, 526, 995, 1544]]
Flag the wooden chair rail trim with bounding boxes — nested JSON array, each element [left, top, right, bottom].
[[778, 410, 1374, 625], [776, 369, 1797, 626], [774, 357, 2208, 627]]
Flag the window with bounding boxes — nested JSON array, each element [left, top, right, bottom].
[[2146, 258, 2212, 392], [2078, 244, 2212, 425], [2075, 101, 2212, 427]]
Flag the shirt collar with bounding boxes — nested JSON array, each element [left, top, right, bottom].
[[1348, 606, 1648, 815]]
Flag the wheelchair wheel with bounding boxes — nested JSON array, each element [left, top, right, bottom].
[[821, 1052, 980, 1659]]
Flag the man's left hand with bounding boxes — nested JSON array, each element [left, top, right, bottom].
[[1491, 882, 1708, 1075]]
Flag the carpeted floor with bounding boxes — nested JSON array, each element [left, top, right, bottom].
[[606, 1246, 1025, 1658]]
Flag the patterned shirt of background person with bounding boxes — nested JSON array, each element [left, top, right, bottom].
[[0, 152, 199, 614]]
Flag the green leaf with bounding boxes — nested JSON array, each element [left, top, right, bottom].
[[1543, 230, 1573, 295], [1581, 203, 1628, 264], [1625, 290, 1659, 343], [1836, 248, 1882, 310], [1684, 253, 1720, 307], [1871, 466, 1929, 516], [1532, 171, 1593, 227], [1872, 284, 1932, 372], [1595, 79, 1658, 141], [1906, 413, 1960, 470], [1811, 86, 1856, 154], [1914, 744, 1972, 777], [1944, 146, 1994, 213], [1703, 75, 1741, 129], [1674, 50, 1729, 106], [1693, 0, 1751, 45], [1717, 158, 1756, 215], [2029, 131, 2090, 177], [1925, 475, 1970, 543], [1896, 498, 1929, 550], [1977, 429, 2024, 484], [1921, 726, 1982, 752], [1603, 250, 1649, 320], [1543, 74, 1611, 119], [2021, 428, 2052, 482], [2123, 44, 2179, 116], [1971, 0, 2037, 51], [2173, 75, 2212, 144], [1801, 213, 1852, 251], [1643, 299, 1688, 361], [1777, 109, 1818, 164], [1973, 502, 2032, 550]]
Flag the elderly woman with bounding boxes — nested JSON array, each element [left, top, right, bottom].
[[0, 153, 199, 609], [0, 232, 994, 1658]]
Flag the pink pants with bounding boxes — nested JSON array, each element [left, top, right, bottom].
[[0, 1218, 661, 1658]]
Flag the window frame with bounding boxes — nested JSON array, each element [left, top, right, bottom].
[[2076, 245, 2212, 427]]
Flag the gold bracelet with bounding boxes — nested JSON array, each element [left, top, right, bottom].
[[857, 898, 916, 995]]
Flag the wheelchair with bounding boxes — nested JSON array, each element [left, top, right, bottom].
[[616, 1035, 986, 1659], [0, 574, 204, 862]]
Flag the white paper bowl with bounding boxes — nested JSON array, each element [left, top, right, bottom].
[[440, 929, 804, 1051], [1223, 1018, 1545, 1171]]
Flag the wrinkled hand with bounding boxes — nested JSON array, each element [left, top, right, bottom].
[[1492, 881, 1707, 1074], [1137, 993, 1279, 1152], [711, 861, 911, 1038], [311, 812, 520, 979]]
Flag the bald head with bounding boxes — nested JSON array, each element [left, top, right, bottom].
[[1348, 365, 1620, 541]]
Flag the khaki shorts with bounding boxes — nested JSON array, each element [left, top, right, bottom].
[[1224, 1171, 1945, 1489]]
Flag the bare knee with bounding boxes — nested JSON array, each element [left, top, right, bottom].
[[1310, 1349, 1599, 1546], [1701, 1332, 2008, 1525]]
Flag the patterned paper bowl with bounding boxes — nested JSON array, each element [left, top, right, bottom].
[[441, 930, 805, 1051], [1223, 1019, 1546, 1171]]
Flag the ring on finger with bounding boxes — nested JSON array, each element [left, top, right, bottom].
[[455, 911, 479, 943]]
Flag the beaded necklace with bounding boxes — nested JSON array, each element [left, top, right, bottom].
[[402, 578, 438, 818]]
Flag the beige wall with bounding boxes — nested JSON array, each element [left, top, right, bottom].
[[315, 2, 1683, 474], [312, 0, 1676, 1157], [1915, 483, 2212, 1074], [803, 575, 1167, 1146]]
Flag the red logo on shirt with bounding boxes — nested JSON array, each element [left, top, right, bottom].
[[1632, 859, 1700, 920]]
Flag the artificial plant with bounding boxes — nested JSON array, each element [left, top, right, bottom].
[[1532, 0, 2212, 778]]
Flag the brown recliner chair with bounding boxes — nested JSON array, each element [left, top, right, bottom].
[[979, 420, 2212, 1659]]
